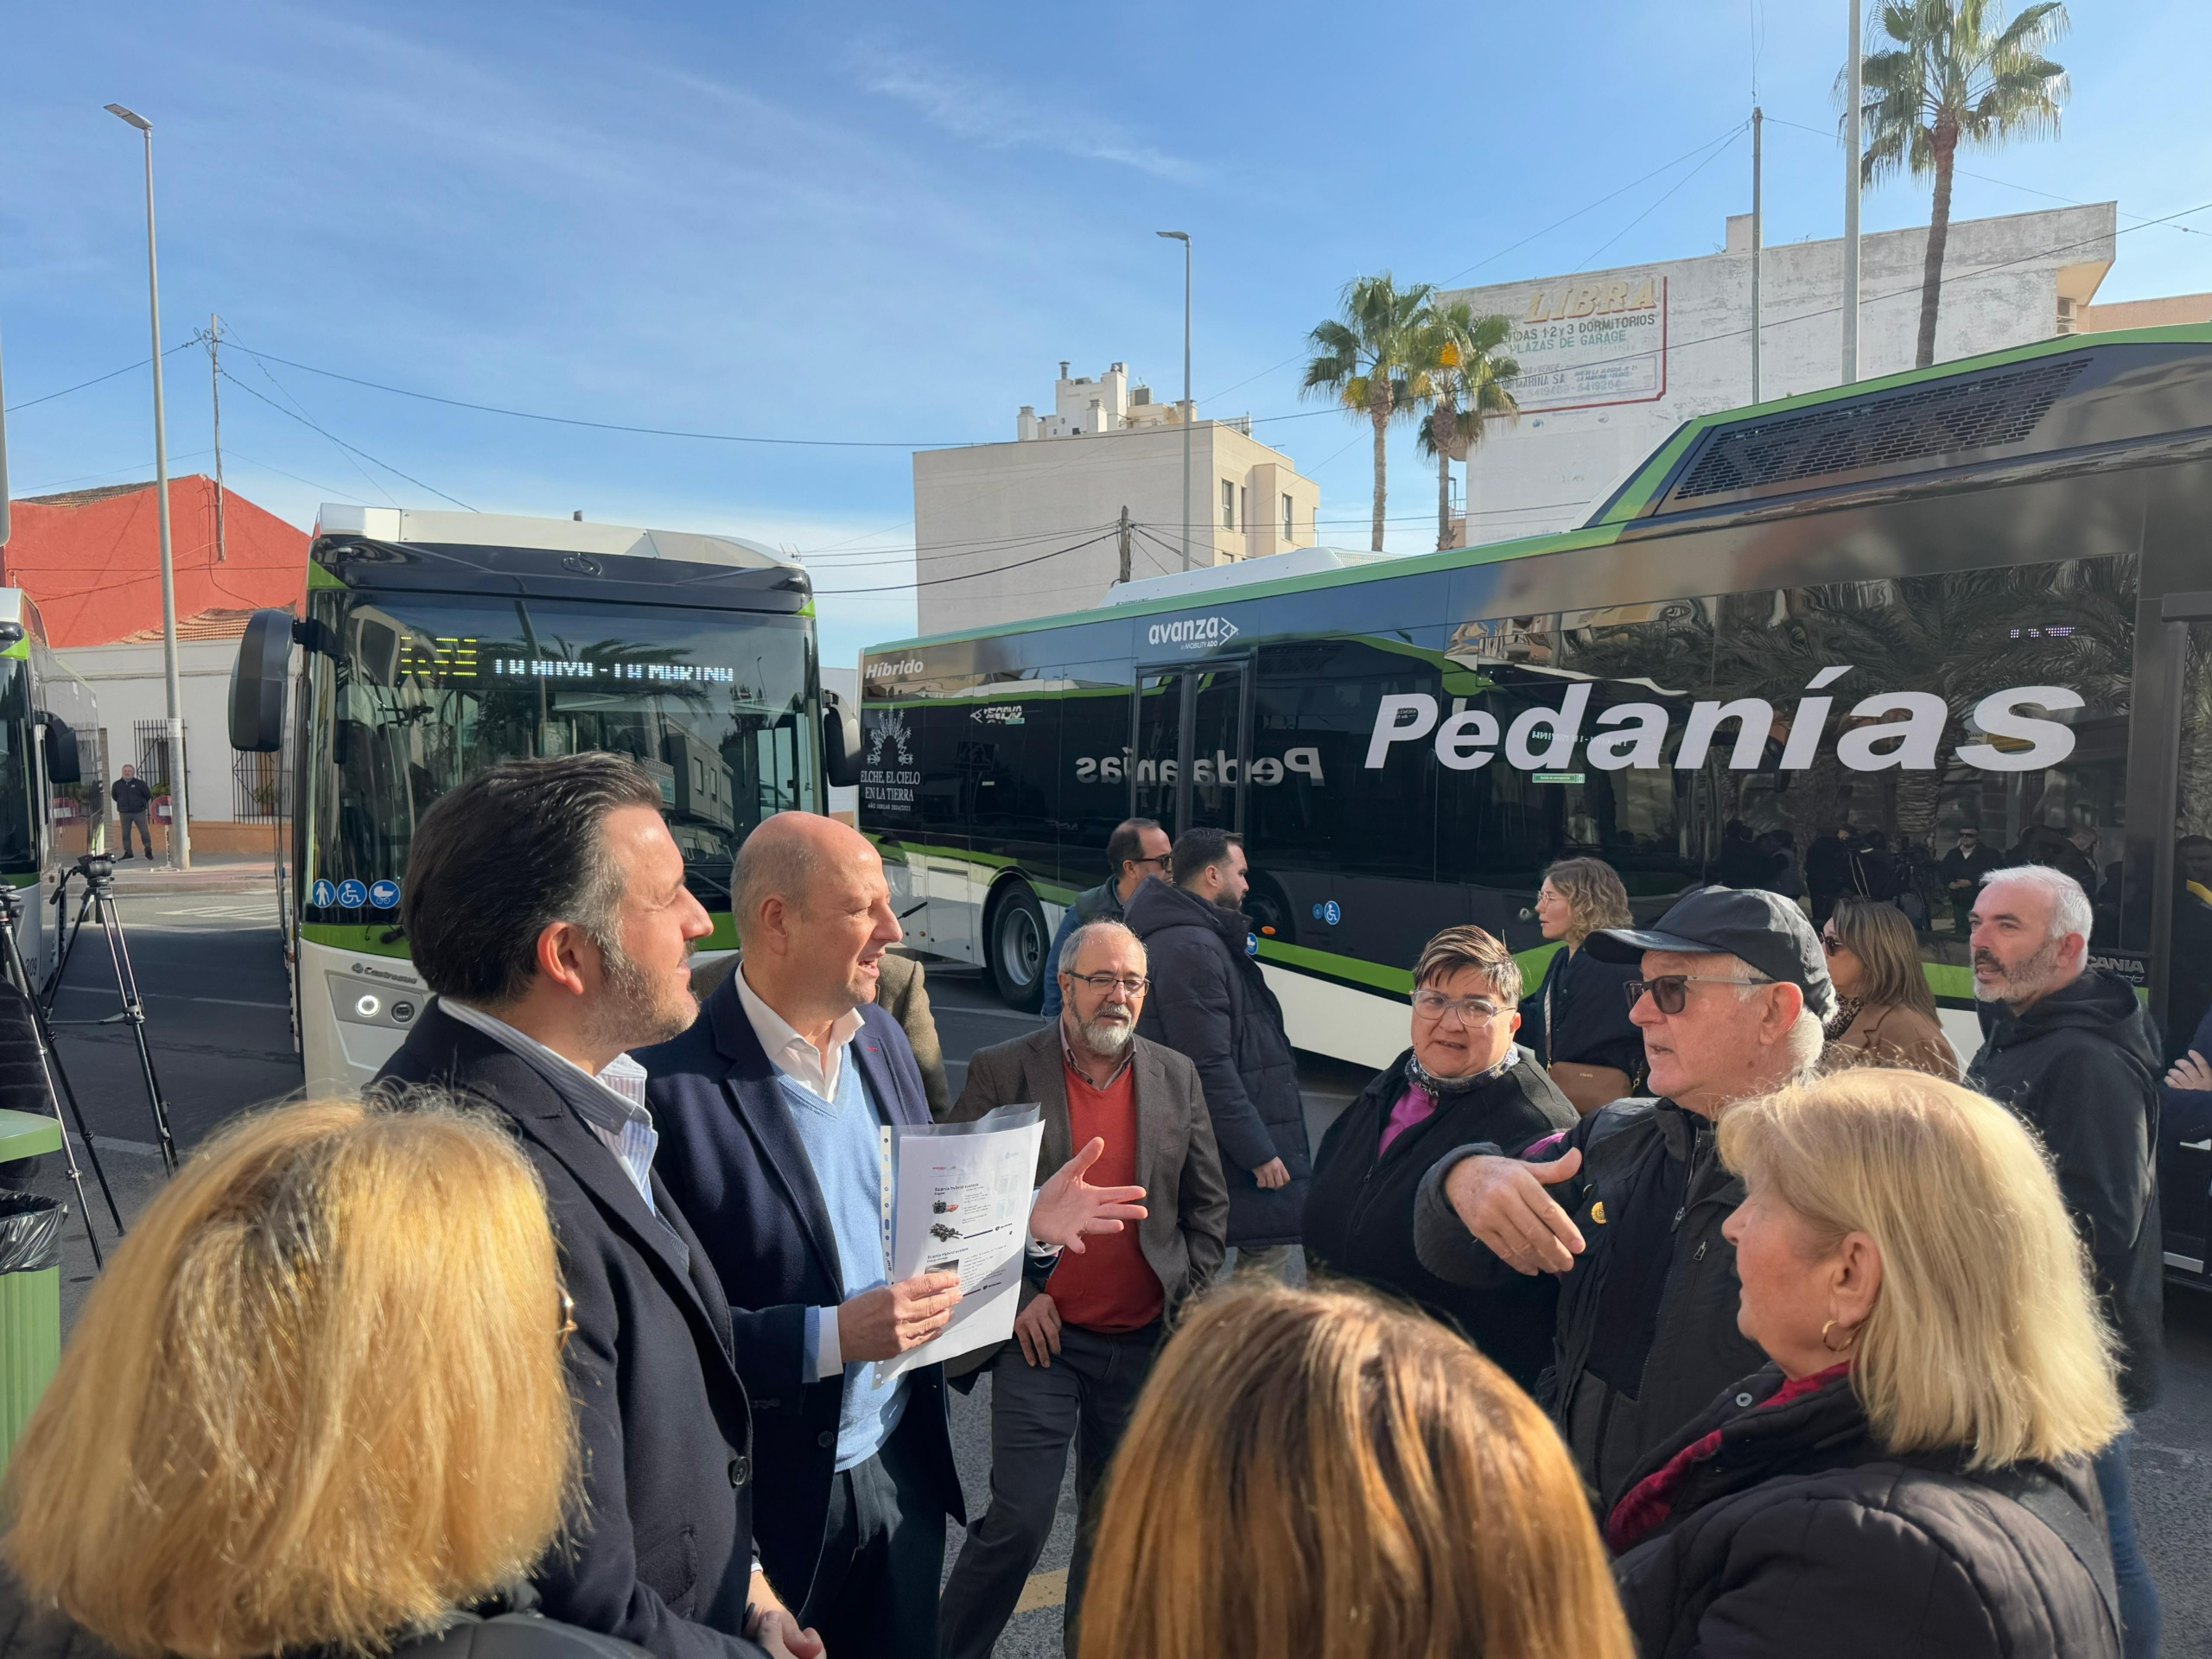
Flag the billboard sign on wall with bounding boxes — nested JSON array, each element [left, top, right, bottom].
[[1495, 275, 1669, 412]]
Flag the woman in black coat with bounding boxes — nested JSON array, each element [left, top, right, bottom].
[[1519, 857, 1644, 1115], [1303, 925, 1576, 1388], [1608, 1070, 2126, 1659]]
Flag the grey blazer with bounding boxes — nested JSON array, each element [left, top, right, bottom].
[[949, 1024, 1230, 1319]]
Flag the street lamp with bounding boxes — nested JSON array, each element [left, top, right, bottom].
[[107, 102, 190, 869], [1156, 231, 1192, 570]]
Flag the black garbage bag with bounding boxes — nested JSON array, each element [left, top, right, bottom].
[[0, 1192, 64, 1273]]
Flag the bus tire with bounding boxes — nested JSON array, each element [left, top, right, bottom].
[[985, 882, 1050, 1014]]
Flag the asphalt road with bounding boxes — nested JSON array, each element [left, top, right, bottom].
[[16, 911, 2211, 1656]]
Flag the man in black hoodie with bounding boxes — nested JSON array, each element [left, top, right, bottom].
[[1125, 828, 1308, 1277], [1964, 864, 2162, 1659]]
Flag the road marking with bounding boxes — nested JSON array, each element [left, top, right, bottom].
[[1014, 1569, 1067, 1614], [55, 987, 289, 1009]]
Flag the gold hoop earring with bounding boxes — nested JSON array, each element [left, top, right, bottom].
[[1821, 1318, 1859, 1353]]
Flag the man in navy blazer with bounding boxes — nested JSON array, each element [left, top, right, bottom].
[[643, 812, 1147, 1659], [370, 754, 785, 1659]]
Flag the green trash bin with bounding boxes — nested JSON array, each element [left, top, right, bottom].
[[0, 1172, 66, 1471]]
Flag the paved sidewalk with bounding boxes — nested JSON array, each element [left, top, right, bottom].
[[102, 852, 283, 899]]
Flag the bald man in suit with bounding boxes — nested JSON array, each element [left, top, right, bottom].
[[693, 949, 952, 1118]]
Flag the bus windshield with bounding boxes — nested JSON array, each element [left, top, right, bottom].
[[303, 591, 817, 917], [0, 659, 35, 877]]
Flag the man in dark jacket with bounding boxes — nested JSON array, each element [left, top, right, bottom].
[[1412, 886, 1833, 1503], [110, 763, 155, 860], [1039, 818, 1171, 1021], [1125, 827, 1308, 1277], [1803, 826, 1854, 923], [371, 755, 780, 1659], [1964, 865, 2162, 1657], [1937, 826, 2002, 937]]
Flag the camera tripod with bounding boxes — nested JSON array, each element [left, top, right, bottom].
[[42, 855, 179, 1174], [0, 885, 123, 1265]]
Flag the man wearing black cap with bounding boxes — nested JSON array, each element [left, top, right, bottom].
[[1413, 886, 1833, 1501]]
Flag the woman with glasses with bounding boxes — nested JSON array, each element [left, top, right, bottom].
[[1, 1098, 658, 1659], [1521, 859, 1647, 1114], [1303, 925, 1577, 1387], [1818, 896, 1960, 1081]]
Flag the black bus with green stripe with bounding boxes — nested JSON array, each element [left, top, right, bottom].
[[862, 326, 2212, 1281], [234, 505, 861, 1096]]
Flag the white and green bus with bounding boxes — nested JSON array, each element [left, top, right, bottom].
[[860, 325, 2212, 1282], [231, 505, 861, 1095]]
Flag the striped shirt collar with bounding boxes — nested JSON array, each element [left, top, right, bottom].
[[440, 999, 660, 1215]]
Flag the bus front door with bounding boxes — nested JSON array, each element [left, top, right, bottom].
[[1128, 658, 1252, 837]]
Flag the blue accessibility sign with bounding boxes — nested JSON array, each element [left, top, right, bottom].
[[312, 878, 337, 909], [369, 880, 401, 910], [336, 880, 369, 909], [1245, 932, 1260, 957], [1323, 900, 1342, 925]]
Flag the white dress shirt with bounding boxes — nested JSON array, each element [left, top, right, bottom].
[[733, 967, 867, 1382]]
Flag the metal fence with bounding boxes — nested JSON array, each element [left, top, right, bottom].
[[131, 720, 188, 815], [232, 747, 288, 822]]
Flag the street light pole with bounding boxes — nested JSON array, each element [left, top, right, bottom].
[[108, 103, 190, 869], [1842, 0, 1863, 384], [1157, 231, 1192, 570]]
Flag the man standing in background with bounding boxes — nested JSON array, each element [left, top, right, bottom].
[[111, 762, 154, 860], [1040, 818, 1173, 1021]]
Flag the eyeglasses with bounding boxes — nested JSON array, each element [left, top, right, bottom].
[[1820, 932, 1846, 956], [558, 1289, 577, 1352], [1410, 990, 1504, 1027], [1065, 972, 1151, 995], [1624, 975, 1775, 1015], [1128, 855, 1171, 869]]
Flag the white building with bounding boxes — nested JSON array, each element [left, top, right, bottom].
[[1437, 203, 2126, 542], [912, 362, 1322, 635]]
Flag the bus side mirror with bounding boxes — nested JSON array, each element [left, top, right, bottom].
[[37, 715, 79, 785], [823, 687, 862, 790], [230, 608, 295, 753]]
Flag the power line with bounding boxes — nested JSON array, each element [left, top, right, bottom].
[[2, 341, 198, 414], [218, 340, 995, 450], [217, 368, 478, 511], [812, 528, 1122, 596]]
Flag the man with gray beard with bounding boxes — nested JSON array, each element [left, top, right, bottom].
[[1965, 863, 2163, 1658], [938, 920, 1229, 1659]]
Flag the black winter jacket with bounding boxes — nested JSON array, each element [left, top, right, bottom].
[[1518, 945, 1645, 1078], [0, 1571, 667, 1659], [1611, 1366, 2120, 1659], [1965, 970, 2164, 1412], [1126, 878, 1309, 1247], [1413, 1096, 1766, 1503], [1305, 1048, 1575, 1387]]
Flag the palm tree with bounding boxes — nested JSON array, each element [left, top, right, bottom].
[[1845, 0, 2069, 369], [1302, 275, 1434, 551], [1413, 302, 1520, 551]]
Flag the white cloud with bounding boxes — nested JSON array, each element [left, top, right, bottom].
[[850, 41, 1201, 185]]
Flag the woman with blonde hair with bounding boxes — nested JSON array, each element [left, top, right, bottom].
[[1819, 895, 1960, 1079], [1522, 857, 1644, 1112], [1077, 1282, 1634, 1659], [0, 1099, 649, 1659], [1608, 1069, 2123, 1658]]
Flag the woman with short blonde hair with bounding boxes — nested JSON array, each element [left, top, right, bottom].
[[1523, 858, 1644, 1113], [1078, 1282, 1634, 1659], [1609, 1070, 2122, 1658], [1, 1099, 607, 1659]]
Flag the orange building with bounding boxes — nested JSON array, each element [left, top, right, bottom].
[[2, 477, 308, 854]]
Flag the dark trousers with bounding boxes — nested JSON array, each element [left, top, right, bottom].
[[800, 1409, 945, 1659], [118, 811, 153, 857], [938, 1321, 1162, 1659]]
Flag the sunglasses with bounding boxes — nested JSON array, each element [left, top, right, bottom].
[[1624, 975, 1775, 1015], [1820, 932, 1848, 956]]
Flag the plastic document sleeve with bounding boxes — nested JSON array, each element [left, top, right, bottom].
[[872, 1103, 1045, 1388]]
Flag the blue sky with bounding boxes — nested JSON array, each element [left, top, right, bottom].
[[5, 0, 2208, 671]]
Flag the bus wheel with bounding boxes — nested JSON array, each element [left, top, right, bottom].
[[986, 883, 1050, 1014]]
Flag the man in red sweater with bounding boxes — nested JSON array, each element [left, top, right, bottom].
[[938, 920, 1229, 1659]]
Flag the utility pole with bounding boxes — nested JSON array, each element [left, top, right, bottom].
[[0, 315, 11, 551], [1157, 231, 1192, 569], [109, 102, 190, 869], [1751, 106, 1764, 404], [209, 314, 226, 562], [1842, 0, 1863, 383], [1116, 505, 1132, 587]]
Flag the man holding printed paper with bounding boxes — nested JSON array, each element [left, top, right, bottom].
[[643, 813, 1146, 1659], [938, 919, 1230, 1659]]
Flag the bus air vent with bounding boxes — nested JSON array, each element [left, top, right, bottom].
[[1664, 355, 2090, 508]]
